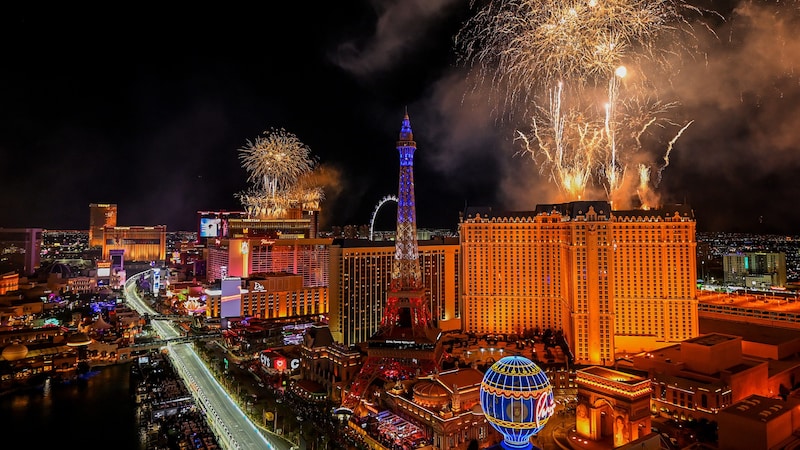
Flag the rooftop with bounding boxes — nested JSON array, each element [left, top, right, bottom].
[[719, 394, 799, 422], [698, 290, 800, 316], [700, 317, 800, 345], [579, 366, 648, 385], [684, 333, 737, 347]]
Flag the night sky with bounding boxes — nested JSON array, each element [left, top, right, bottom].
[[0, 1, 798, 235]]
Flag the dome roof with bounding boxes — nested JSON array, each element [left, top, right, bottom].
[[413, 380, 449, 408], [66, 332, 92, 347], [2, 342, 29, 361], [48, 263, 72, 277], [414, 380, 448, 397]]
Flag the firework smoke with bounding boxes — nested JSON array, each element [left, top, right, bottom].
[[455, 0, 717, 207]]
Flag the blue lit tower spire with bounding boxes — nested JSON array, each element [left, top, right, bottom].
[[338, 111, 442, 414], [378, 110, 435, 335], [391, 109, 423, 291]]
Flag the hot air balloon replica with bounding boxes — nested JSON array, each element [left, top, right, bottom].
[[480, 355, 555, 450]]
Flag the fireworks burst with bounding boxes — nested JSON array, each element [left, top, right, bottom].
[[456, 0, 717, 207], [238, 128, 317, 199], [237, 128, 322, 218]]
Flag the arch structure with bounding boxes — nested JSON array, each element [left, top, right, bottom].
[[369, 195, 398, 241], [574, 366, 653, 447]]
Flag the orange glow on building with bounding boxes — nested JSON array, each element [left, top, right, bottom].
[[0, 272, 19, 295], [102, 225, 166, 262], [460, 201, 698, 366], [89, 203, 117, 248]]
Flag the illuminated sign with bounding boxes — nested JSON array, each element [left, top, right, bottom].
[[260, 352, 272, 367], [290, 359, 300, 370], [252, 282, 265, 292], [534, 391, 556, 427], [152, 270, 161, 294], [260, 351, 288, 372], [241, 241, 249, 255], [199, 217, 222, 238]]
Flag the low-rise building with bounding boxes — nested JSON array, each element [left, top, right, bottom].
[[630, 333, 770, 420], [717, 394, 800, 450]]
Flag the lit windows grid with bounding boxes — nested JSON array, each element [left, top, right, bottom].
[[461, 211, 697, 366]]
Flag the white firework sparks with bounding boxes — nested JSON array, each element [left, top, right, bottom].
[[236, 128, 323, 218], [456, 0, 717, 207], [238, 128, 317, 199]]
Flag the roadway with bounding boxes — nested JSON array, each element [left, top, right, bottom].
[[124, 270, 292, 450]]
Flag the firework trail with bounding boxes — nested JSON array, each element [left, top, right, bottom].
[[456, 0, 716, 206]]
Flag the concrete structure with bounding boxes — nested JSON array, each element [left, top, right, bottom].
[[697, 289, 800, 331], [700, 317, 800, 361], [299, 323, 362, 403], [459, 201, 697, 366], [346, 367, 499, 450], [89, 203, 117, 248], [574, 366, 652, 448], [205, 237, 331, 287], [699, 318, 800, 399], [0, 272, 19, 295], [717, 394, 800, 450], [723, 252, 787, 288], [630, 333, 770, 421]]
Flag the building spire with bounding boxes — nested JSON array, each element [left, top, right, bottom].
[[339, 111, 441, 413], [391, 111, 421, 290]]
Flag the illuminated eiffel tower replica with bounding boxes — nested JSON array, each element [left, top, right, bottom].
[[340, 111, 443, 413]]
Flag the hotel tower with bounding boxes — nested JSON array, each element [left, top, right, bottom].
[[89, 203, 117, 248], [459, 201, 698, 366]]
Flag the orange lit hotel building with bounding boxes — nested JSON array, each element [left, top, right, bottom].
[[204, 272, 328, 320], [102, 225, 167, 262], [89, 203, 117, 248], [459, 201, 698, 366]]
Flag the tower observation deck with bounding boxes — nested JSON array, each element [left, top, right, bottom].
[[340, 111, 443, 413]]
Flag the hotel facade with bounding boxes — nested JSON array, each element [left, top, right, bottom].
[[88, 203, 117, 248], [328, 237, 461, 347], [102, 225, 166, 263], [204, 237, 331, 287], [459, 201, 698, 366]]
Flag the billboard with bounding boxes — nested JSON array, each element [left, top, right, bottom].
[[220, 277, 241, 319], [199, 217, 222, 238], [197, 211, 246, 240]]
